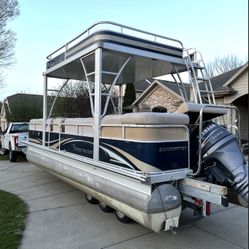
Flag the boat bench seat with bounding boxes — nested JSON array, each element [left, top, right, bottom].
[[101, 112, 189, 141], [30, 112, 189, 141], [102, 112, 189, 125], [29, 118, 54, 131], [52, 118, 66, 132], [63, 118, 94, 136], [176, 102, 227, 123], [30, 118, 94, 136]]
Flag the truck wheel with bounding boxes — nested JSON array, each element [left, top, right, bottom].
[[85, 193, 98, 204], [9, 147, 17, 162], [98, 201, 113, 212], [115, 210, 132, 223]]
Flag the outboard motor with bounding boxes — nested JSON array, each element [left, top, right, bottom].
[[190, 122, 248, 208]]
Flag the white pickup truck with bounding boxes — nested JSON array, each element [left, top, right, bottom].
[[0, 122, 29, 162]]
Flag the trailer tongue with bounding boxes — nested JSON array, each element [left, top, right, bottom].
[[26, 21, 248, 232]]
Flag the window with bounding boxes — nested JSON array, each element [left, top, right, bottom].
[[10, 123, 29, 133]]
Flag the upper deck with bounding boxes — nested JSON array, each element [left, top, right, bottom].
[[45, 21, 186, 83]]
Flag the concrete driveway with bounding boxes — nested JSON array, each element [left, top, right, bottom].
[[0, 160, 248, 249]]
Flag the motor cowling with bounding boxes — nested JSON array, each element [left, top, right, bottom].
[[190, 122, 248, 208]]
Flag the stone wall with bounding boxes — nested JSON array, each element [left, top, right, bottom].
[[138, 85, 181, 112]]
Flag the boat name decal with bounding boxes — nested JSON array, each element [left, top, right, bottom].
[[159, 146, 186, 152], [71, 144, 93, 156]]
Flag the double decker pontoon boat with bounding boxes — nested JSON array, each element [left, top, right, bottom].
[[26, 21, 248, 232]]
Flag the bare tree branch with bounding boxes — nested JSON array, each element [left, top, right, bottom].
[[0, 0, 19, 88], [207, 54, 245, 77]]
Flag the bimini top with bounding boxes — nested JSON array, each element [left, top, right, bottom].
[[44, 21, 187, 83]]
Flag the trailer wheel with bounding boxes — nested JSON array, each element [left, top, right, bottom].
[[115, 210, 132, 223], [85, 193, 98, 204], [98, 201, 113, 212], [9, 147, 17, 162]]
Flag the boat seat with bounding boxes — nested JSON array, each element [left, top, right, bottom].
[[29, 118, 53, 131], [176, 102, 227, 123], [101, 115, 123, 124], [120, 112, 189, 125], [31, 114, 189, 141], [52, 118, 66, 132], [64, 118, 94, 136], [101, 113, 189, 140]]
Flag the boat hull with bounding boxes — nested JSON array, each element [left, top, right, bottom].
[[26, 144, 182, 232]]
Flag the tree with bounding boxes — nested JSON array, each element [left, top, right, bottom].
[[59, 80, 89, 98], [123, 83, 136, 107], [49, 80, 117, 117], [206, 54, 245, 78], [51, 81, 92, 118], [0, 0, 19, 87]]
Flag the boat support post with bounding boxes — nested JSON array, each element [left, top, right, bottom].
[[93, 48, 102, 161], [42, 75, 48, 146]]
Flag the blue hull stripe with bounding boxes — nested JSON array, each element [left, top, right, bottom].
[[29, 131, 188, 171]]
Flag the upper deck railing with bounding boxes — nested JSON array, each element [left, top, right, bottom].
[[46, 21, 184, 61]]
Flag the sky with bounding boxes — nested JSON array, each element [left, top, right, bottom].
[[0, 0, 248, 101]]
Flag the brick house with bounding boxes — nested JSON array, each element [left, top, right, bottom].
[[133, 79, 190, 112], [133, 62, 248, 142]]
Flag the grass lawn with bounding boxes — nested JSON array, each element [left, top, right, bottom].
[[0, 190, 28, 249], [0, 153, 27, 162], [0, 154, 9, 161]]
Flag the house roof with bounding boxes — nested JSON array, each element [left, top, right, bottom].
[[223, 62, 248, 87], [158, 80, 190, 98], [2, 93, 43, 122], [210, 66, 244, 90], [133, 78, 152, 92], [6, 93, 43, 110], [133, 63, 248, 102], [210, 62, 248, 97], [213, 86, 237, 98], [6, 93, 42, 101], [133, 79, 190, 105]]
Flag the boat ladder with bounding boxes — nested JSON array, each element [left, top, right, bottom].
[[183, 48, 216, 105]]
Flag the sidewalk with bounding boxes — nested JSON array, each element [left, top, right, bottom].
[[0, 160, 248, 249]]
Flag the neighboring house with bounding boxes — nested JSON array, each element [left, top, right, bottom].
[[134, 78, 153, 99], [0, 100, 10, 131], [0, 92, 113, 130], [212, 62, 248, 142], [133, 79, 190, 112], [0, 93, 43, 131], [133, 62, 248, 142]]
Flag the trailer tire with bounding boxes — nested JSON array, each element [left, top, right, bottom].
[[98, 201, 113, 212], [115, 210, 132, 223], [85, 193, 98, 204], [9, 147, 17, 162]]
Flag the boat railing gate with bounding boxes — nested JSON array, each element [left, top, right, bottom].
[[193, 104, 240, 177], [46, 21, 184, 61]]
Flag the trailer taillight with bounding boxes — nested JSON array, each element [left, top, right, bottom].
[[14, 134, 18, 145], [206, 202, 211, 216]]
